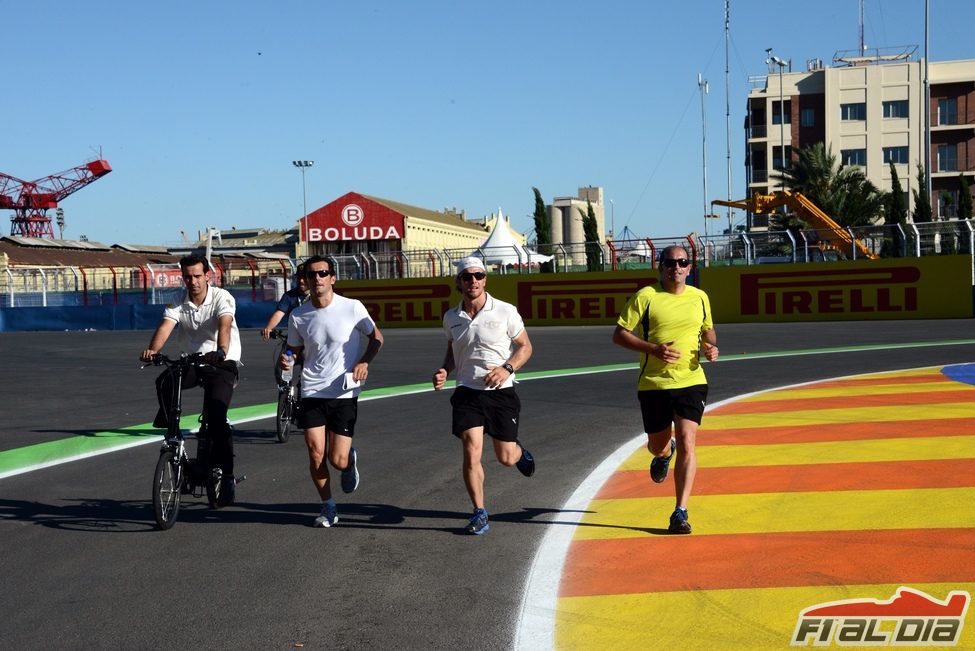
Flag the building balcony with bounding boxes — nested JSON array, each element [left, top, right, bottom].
[[931, 121, 975, 133], [932, 164, 974, 177], [747, 124, 768, 140]]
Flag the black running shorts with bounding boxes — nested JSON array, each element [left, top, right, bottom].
[[637, 384, 709, 433], [450, 385, 521, 442], [297, 397, 358, 436]]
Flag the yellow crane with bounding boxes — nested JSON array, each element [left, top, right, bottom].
[[712, 190, 878, 260]]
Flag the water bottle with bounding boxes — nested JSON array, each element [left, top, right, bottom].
[[281, 351, 294, 384]]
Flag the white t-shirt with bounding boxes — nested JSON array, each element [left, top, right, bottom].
[[162, 285, 241, 362], [288, 293, 376, 399], [442, 293, 524, 390]]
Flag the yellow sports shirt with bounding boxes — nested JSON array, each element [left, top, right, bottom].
[[616, 284, 714, 390]]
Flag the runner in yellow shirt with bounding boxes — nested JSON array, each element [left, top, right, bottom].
[[612, 245, 719, 534]]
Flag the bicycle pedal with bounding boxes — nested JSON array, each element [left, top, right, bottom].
[[235, 475, 247, 484]]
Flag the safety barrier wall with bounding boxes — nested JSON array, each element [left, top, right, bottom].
[[1, 255, 971, 332]]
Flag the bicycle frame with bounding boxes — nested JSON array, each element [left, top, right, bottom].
[[268, 329, 301, 443], [150, 353, 223, 529]]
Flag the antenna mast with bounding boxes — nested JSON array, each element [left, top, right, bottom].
[[724, 0, 733, 236], [859, 0, 866, 54], [699, 74, 710, 240]]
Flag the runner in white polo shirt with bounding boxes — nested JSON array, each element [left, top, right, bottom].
[[432, 256, 536, 536]]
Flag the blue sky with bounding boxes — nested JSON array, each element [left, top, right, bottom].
[[3, 0, 972, 246]]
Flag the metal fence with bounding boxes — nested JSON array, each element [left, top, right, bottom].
[[698, 220, 975, 265], [1, 257, 298, 308], [3, 221, 973, 307]]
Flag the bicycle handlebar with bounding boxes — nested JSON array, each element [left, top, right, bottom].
[[144, 352, 208, 369]]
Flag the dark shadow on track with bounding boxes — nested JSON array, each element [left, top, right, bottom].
[[1, 496, 658, 536]]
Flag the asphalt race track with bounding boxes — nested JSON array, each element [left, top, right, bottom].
[[1, 321, 973, 650]]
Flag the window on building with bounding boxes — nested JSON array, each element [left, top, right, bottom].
[[771, 100, 792, 124], [883, 146, 909, 164], [938, 98, 958, 125], [772, 146, 793, 171], [882, 100, 909, 119], [841, 148, 867, 166], [841, 103, 867, 121], [800, 107, 815, 127], [940, 189, 959, 219], [938, 144, 958, 172]]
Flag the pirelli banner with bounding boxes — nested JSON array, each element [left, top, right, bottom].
[[336, 255, 972, 327], [703, 255, 972, 322]]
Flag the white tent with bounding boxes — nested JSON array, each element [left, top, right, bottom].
[[470, 209, 553, 266], [625, 240, 653, 259]]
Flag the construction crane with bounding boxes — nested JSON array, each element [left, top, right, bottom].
[[0, 158, 112, 239], [711, 190, 879, 260]]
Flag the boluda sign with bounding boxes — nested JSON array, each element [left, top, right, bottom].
[[301, 194, 404, 243]]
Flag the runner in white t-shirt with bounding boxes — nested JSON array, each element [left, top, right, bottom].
[[282, 255, 383, 528]]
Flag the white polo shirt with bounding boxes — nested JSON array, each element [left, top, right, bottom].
[[443, 292, 524, 390], [163, 285, 241, 362]]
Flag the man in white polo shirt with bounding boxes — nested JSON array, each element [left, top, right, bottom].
[[141, 253, 242, 507], [432, 256, 535, 536]]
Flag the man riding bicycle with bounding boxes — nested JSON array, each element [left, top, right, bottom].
[[261, 262, 308, 387], [140, 253, 242, 507]]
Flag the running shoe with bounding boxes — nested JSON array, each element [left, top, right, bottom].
[[515, 444, 535, 477], [466, 508, 490, 535], [668, 506, 692, 534], [341, 447, 360, 493], [650, 438, 676, 484], [313, 502, 339, 528]]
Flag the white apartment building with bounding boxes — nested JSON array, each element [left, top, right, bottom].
[[746, 47, 975, 227]]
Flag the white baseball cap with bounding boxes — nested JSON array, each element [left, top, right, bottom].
[[455, 256, 486, 273]]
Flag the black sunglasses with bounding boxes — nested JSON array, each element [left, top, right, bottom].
[[460, 272, 486, 281], [662, 258, 691, 268], [307, 269, 334, 278]]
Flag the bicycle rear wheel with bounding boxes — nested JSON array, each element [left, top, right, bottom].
[[276, 389, 294, 443], [152, 449, 182, 530]]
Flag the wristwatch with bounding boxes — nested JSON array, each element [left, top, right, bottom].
[[501, 363, 514, 374]]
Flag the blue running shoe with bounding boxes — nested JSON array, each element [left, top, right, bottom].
[[650, 438, 676, 483], [516, 444, 535, 477], [341, 447, 360, 494], [466, 508, 489, 535], [313, 502, 339, 528], [668, 507, 692, 534]]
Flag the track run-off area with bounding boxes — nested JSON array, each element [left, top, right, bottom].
[[516, 362, 975, 649]]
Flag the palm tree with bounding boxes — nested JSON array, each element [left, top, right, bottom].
[[777, 142, 887, 227]]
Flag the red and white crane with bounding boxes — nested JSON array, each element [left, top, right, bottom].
[[0, 158, 112, 239]]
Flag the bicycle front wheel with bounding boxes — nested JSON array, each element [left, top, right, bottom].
[[152, 450, 182, 530], [276, 390, 294, 443]]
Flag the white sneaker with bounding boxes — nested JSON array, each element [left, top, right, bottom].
[[313, 502, 339, 528]]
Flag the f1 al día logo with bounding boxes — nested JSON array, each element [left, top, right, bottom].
[[792, 587, 970, 646]]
